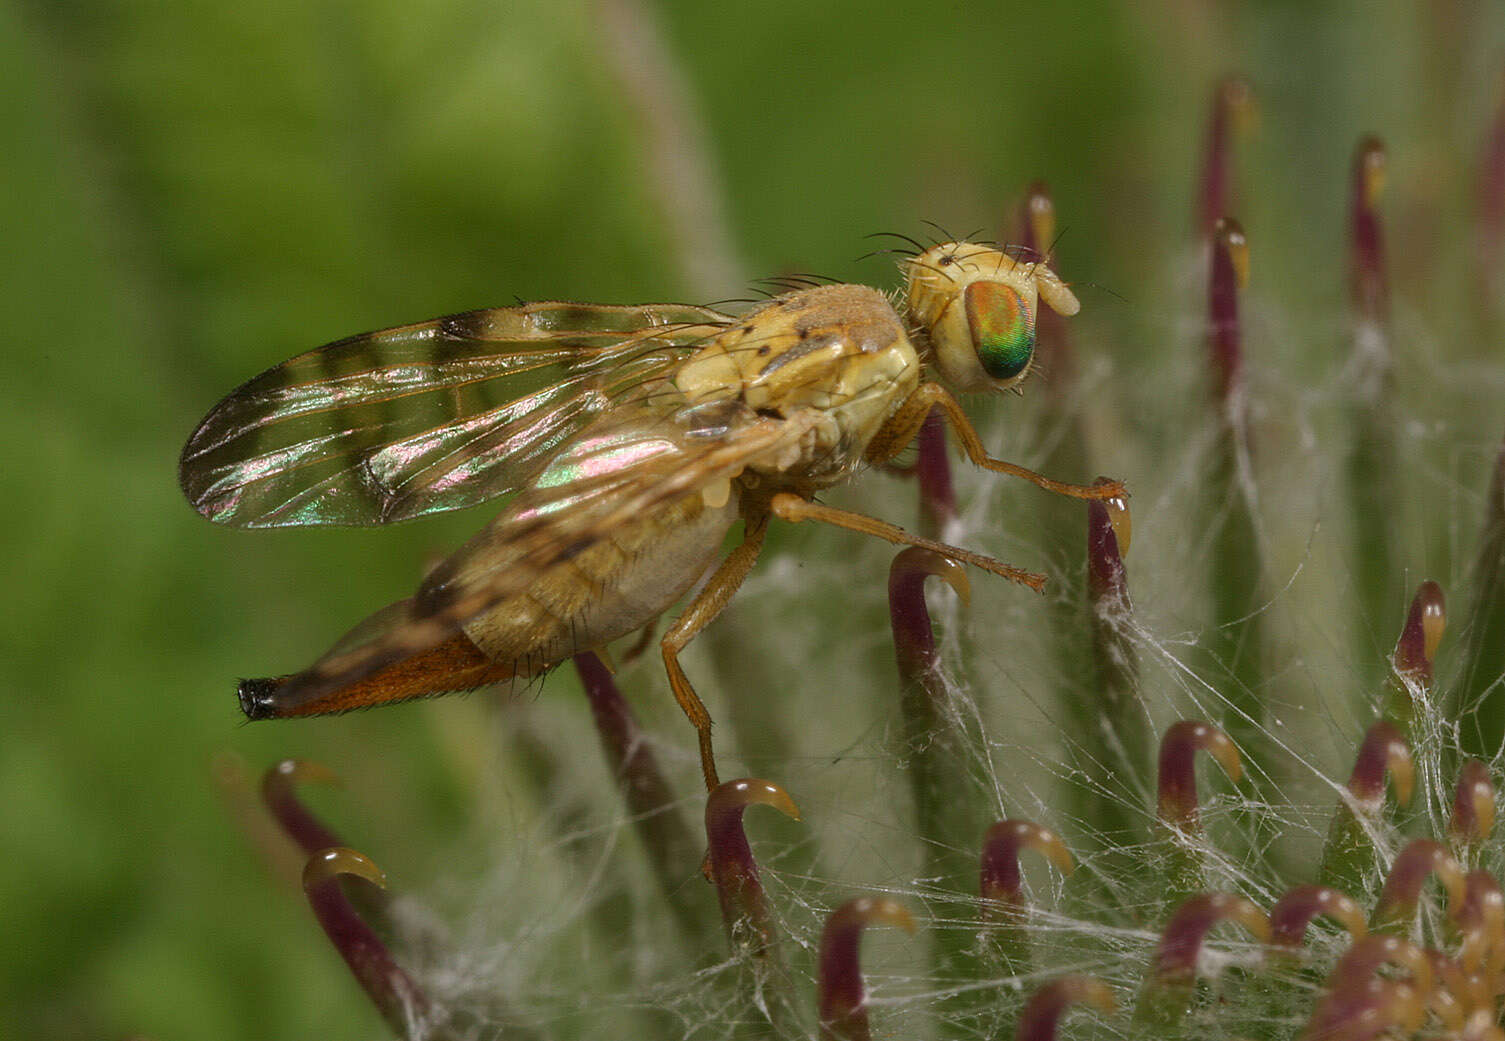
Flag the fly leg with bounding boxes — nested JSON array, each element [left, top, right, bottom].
[[619, 615, 661, 667], [663, 513, 769, 792], [768, 493, 1046, 591], [867, 382, 1126, 501]]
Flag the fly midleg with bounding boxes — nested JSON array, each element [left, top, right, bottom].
[[661, 510, 769, 791]]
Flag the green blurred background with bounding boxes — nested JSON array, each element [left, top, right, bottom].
[[5, 0, 1503, 1037]]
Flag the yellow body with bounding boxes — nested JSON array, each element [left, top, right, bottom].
[[185, 238, 1111, 789], [455, 470, 741, 670], [674, 283, 920, 483], [450, 282, 920, 666]]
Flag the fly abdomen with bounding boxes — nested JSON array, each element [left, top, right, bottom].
[[460, 484, 740, 667], [237, 631, 519, 719]]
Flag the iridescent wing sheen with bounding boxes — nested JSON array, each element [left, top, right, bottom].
[[179, 301, 733, 527], [266, 402, 807, 712]]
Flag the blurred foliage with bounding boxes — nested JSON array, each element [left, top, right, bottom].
[[3, 0, 1503, 1038]]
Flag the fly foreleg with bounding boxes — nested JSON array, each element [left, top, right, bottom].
[[663, 513, 770, 792], [867, 382, 1126, 501]]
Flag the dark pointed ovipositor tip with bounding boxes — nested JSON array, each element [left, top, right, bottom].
[[239, 677, 280, 720]]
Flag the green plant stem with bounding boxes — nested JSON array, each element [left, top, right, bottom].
[[1455, 435, 1505, 760]]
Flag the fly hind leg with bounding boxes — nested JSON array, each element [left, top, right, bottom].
[[768, 493, 1046, 591], [662, 513, 769, 792]]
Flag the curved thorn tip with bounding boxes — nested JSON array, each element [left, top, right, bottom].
[[1219, 75, 1256, 133], [706, 777, 800, 826], [1355, 135, 1387, 209], [1451, 760, 1496, 845], [1214, 218, 1251, 290], [300, 846, 431, 1035], [980, 820, 1075, 908], [1371, 839, 1465, 931], [1016, 976, 1115, 1041], [1020, 181, 1056, 256], [1456, 870, 1505, 975], [1325, 934, 1433, 996], [1087, 478, 1133, 601], [303, 847, 387, 892], [1394, 580, 1446, 679], [818, 897, 915, 1041], [266, 757, 342, 790], [705, 778, 799, 954], [1097, 478, 1132, 558], [1303, 977, 1425, 1041], [890, 547, 971, 608], [1153, 892, 1270, 984], [1269, 885, 1368, 947], [1346, 721, 1413, 809], [1303, 936, 1437, 1041], [1158, 721, 1242, 829]]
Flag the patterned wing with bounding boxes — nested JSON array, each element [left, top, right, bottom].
[[257, 401, 809, 715], [179, 301, 732, 527]]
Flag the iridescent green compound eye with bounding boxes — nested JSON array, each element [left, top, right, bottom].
[[964, 281, 1034, 381]]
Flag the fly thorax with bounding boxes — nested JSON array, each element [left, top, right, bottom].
[[743, 407, 844, 480], [673, 283, 919, 465], [673, 345, 742, 408]]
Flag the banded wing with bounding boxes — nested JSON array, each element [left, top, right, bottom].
[[180, 301, 732, 527], [256, 401, 808, 714]]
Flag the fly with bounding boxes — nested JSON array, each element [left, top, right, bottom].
[[180, 241, 1125, 790]]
